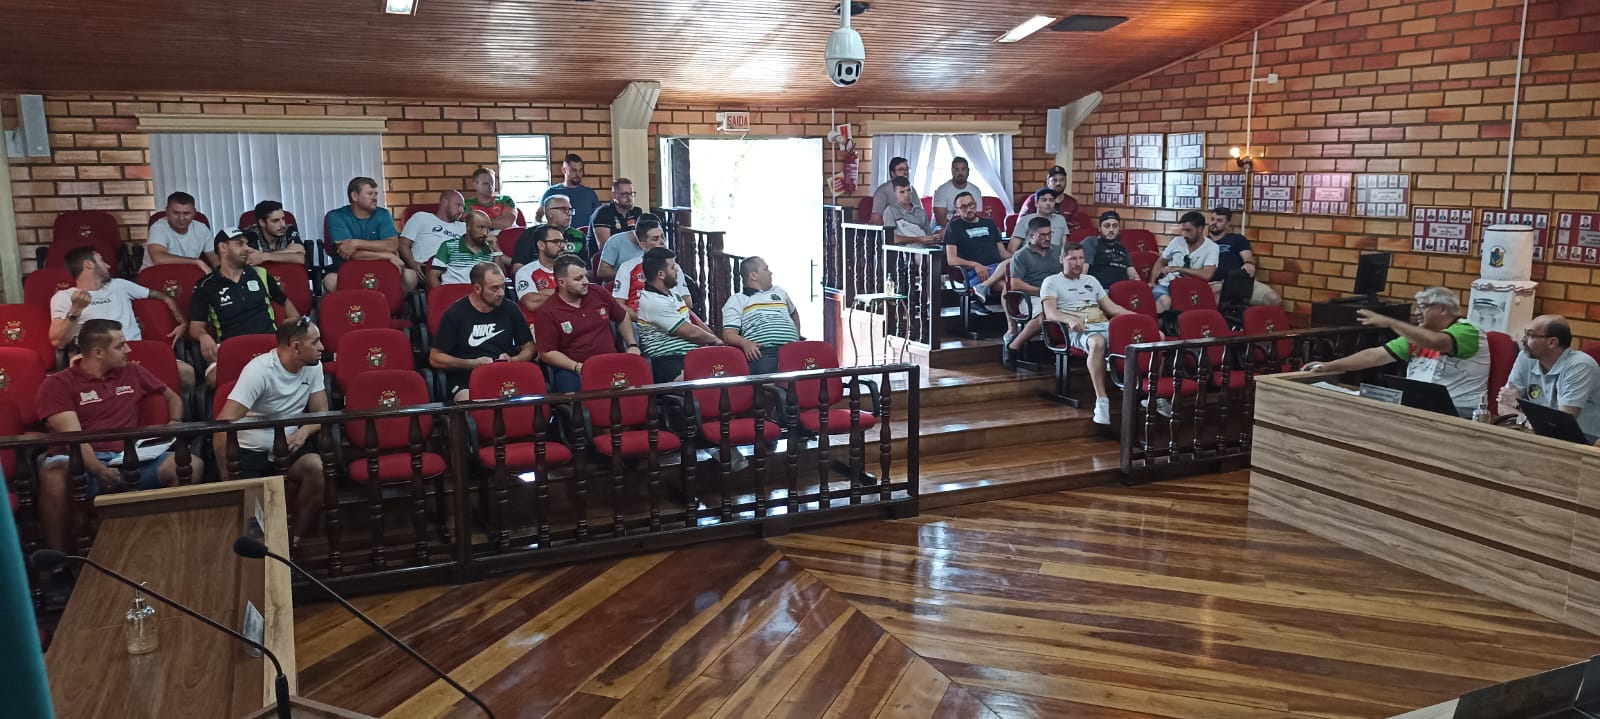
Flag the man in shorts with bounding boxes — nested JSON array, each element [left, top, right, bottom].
[[1040, 241, 1135, 425]]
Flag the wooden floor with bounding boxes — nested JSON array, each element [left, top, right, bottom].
[[293, 472, 1600, 718]]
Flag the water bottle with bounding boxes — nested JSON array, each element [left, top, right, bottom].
[[1472, 393, 1492, 424], [125, 582, 159, 655]]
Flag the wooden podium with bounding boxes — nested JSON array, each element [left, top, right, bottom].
[[45, 477, 304, 719]]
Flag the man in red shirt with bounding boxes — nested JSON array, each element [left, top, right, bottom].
[[534, 255, 641, 393], [34, 319, 200, 550]]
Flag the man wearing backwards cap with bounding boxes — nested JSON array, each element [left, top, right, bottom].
[[1019, 166, 1071, 217], [1079, 211, 1139, 290]]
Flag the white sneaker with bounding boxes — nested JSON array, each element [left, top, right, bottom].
[[1093, 397, 1111, 425]]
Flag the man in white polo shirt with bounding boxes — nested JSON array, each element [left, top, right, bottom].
[[1039, 241, 1134, 425], [721, 256, 800, 374]]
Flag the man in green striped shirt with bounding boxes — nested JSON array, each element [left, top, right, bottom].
[[637, 248, 724, 382], [720, 256, 800, 374], [428, 210, 508, 288]]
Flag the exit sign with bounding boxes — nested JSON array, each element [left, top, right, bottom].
[[718, 111, 751, 132]]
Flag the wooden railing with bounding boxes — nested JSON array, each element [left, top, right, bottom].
[[882, 245, 945, 347], [3, 364, 920, 603], [820, 204, 953, 352], [1116, 326, 1390, 480]]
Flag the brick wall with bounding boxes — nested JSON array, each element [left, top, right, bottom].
[[2, 93, 1052, 300], [1071, 0, 1600, 338]]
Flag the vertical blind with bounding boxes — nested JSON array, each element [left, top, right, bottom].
[[149, 133, 384, 248]]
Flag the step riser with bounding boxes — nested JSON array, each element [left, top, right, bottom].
[[928, 345, 999, 367], [914, 377, 1055, 408], [920, 468, 1123, 510], [891, 418, 1102, 458]]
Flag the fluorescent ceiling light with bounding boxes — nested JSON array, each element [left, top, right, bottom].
[[385, 0, 416, 15], [997, 15, 1057, 43]]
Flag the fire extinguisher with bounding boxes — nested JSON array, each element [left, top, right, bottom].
[[840, 146, 859, 194]]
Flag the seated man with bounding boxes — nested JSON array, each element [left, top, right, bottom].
[[589, 178, 643, 258], [1150, 211, 1220, 313], [1497, 314, 1600, 441], [636, 248, 723, 383], [943, 191, 1008, 308], [35, 319, 201, 550], [142, 191, 215, 272], [324, 176, 419, 293], [514, 224, 564, 314], [721, 256, 801, 375], [399, 190, 466, 280], [244, 200, 306, 266], [535, 255, 640, 393], [215, 318, 327, 546], [1040, 242, 1132, 425], [1081, 211, 1139, 290], [1206, 207, 1281, 307], [51, 246, 192, 387], [429, 210, 508, 288], [511, 195, 586, 274], [614, 219, 684, 312], [597, 214, 662, 282], [1303, 287, 1490, 417], [1008, 188, 1068, 255], [881, 177, 939, 246], [1018, 165, 1069, 217], [931, 156, 982, 228], [868, 156, 916, 225], [465, 167, 518, 231], [191, 229, 301, 384], [428, 263, 536, 401], [1001, 217, 1065, 369]]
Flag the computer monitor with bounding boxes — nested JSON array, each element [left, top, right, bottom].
[[1353, 252, 1391, 302], [1518, 399, 1590, 444], [1379, 375, 1460, 418]]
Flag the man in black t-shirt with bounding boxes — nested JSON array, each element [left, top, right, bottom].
[[588, 177, 642, 257], [428, 262, 536, 400], [1206, 207, 1281, 306], [190, 228, 299, 384], [1081, 210, 1139, 291], [942, 191, 1008, 304]]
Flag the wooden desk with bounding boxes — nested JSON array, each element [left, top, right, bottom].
[[1249, 373, 1600, 637], [46, 477, 296, 719]]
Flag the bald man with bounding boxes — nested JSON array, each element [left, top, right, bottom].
[[1499, 314, 1600, 442], [400, 190, 467, 279]]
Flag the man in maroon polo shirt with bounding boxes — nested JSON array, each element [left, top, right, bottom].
[[534, 254, 640, 392], [34, 319, 201, 550]]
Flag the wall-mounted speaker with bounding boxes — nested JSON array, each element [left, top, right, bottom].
[[1044, 108, 1063, 154], [18, 94, 50, 157]]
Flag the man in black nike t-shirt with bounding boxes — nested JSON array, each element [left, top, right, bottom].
[[428, 262, 535, 400]]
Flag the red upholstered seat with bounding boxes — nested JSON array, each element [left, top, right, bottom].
[[468, 362, 572, 471], [1129, 251, 1159, 283], [0, 349, 48, 425], [23, 268, 74, 308], [683, 346, 784, 444], [1108, 280, 1157, 318], [342, 370, 442, 483], [777, 341, 878, 433], [336, 260, 412, 330], [0, 304, 55, 370], [1169, 276, 1217, 313], [981, 196, 1006, 221], [581, 353, 680, 458], [333, 328, 413, 392], [1042, 320, 1088, 358], [137, 264, 205, 315], [346, 452, 448, 483], [1066, 227, 1097, 246], [798, 409, 875, 433], [592, 430, 681, 457], [856, 196, 874, 222], [261, 262, 312, 317], [131, 299, 178, 342], [124, 340, 182, 393], [215, 334, 277, 388], [403, 203, 439, 224], [1244, 305, 1295, 371], [1121, 228, 1159, 254], [427, 284, 474, 336]]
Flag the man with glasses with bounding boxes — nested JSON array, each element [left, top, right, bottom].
[[511, 194, 586, 274], [1303, 286, 1489, 417], [515, 225, 565, 314], [588, 177, 642, 256], [1497, 315, 1600, 441], [1001, 217, 1066, 370], [535, 255, 640, 393], [942, 191, 1008, 310]]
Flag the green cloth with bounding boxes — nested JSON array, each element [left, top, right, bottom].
[[1384, 320, 1480, 360], [0, 476, 54, 718]]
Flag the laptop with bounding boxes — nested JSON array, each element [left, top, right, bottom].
[[1518, 399, 1590, 444], [1378, 375, 1461, 418]]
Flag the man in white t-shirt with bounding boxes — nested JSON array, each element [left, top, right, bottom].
[[50, 246, 183, 349], [636, 248, 723, 383], [1039, 241, 1134, 425], [142, 191, 214, 271], [400, 190, 466, 280], [215, 318, 327, 546], [614, 219, 688, 312], [1150, 211, 1220, 313], [932, 156, 984, 227]]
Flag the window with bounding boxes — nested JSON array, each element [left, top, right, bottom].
[[497, 135, 552, 210], [870, 133, 1015, 213]]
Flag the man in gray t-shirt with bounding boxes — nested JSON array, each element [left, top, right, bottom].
[[1006, 217, 1065, 315], [881, 177, 939, 246], [1009, 188, 1069, 254]]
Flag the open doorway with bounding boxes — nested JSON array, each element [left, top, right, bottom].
[[660, 136, 825, 334]]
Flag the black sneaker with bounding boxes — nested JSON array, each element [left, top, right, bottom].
[[1002, 344, 1018, 371], [970, 302, 994, 316]]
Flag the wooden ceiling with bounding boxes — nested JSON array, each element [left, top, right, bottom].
[[0, 0, 1316, 108]]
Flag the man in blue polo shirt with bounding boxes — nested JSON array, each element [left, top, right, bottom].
[[323, 176, 418, 293]]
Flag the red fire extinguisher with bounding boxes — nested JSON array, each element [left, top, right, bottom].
[[840, 147, 859, 194]]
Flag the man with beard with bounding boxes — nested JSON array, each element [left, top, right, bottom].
[[1080, 211, 1139, 290], [191, 229, 300, 385], [511, 194, 587, 273], [1008, 188, 1068, 254], [538, 153, 600, 227], [635, 247, 723, 383], [429, 210, 508, 288], [534, 255, 640, 393], [932, 156, 983, 227], [1497, 314, 1600, 441], [400, 190, 466, 279], [1018, 165, 1070, 217], [244, 200, 307, 266], [1206, 207, 1281, 306], [429, 263, 536, 400], [588, 177, 643, 255]]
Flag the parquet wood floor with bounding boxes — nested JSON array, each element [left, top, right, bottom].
[[294, 472, 1600, 718]]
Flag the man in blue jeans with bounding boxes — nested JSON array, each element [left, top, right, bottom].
[[534, 255, 641, 393], [34, 319, 200, 550], [942, 191, 1009, 313]]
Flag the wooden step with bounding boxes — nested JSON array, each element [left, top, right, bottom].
[[909, 437, 1124, 509], [895, 363, 1055, 407], [882, 395, 1100, 458]]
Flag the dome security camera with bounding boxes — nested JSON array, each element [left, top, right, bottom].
[[826, 27, 864, 87]]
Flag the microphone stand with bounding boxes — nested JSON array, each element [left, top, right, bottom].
[[36, 551, 292, 719], [233, 538, 494, 718]]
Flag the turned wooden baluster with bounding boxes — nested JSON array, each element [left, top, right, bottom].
[[643, 397, 662, 534], [173, 433, 193, 486], [1167, 349, 1183, 463], [785, 379, 801, 514], [408, 416, 427, 562], [119, 438, 138, 490], [717, 386, 733, 522], [67, 446, 90, 554], [1241, 349, 1258, 451], [878, 370, 892, 502], [1190, 347, 1209, 460], [224, 428, 242, 482], [318, 427, 342, 576], [271, 427, 291, 537], [815, 373, 832, 509], [364, 418, 385, 571], [491, 407, 509, 552], [1215, 345, 1231, 453], [679, 389, 699, 528], [532, 402, 552, 548], [1139, 352, 1156, 463], [752, 381, 768, 517], [847, 378, 863, 505]]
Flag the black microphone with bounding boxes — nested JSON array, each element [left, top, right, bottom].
[[233, 537, 495, 718], [32, 549, 292, 719]]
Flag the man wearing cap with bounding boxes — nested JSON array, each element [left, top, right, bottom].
[[190, 228, 300, 385], [932, 156, 983, 227], [1009, 188, 1068, 254], [1080, 211, 1139, 290], [1019, 166, 1070, 216]]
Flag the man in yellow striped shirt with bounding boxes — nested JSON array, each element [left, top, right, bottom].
[[720, 256, 800, 374]]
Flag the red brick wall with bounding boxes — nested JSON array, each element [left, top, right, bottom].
[[1072, 0, 1600, 338], [2, 93, 1052, 300]]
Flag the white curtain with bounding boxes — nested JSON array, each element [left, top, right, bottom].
[[870, 133, 1014, 212], [150, 133, 384, 246]]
